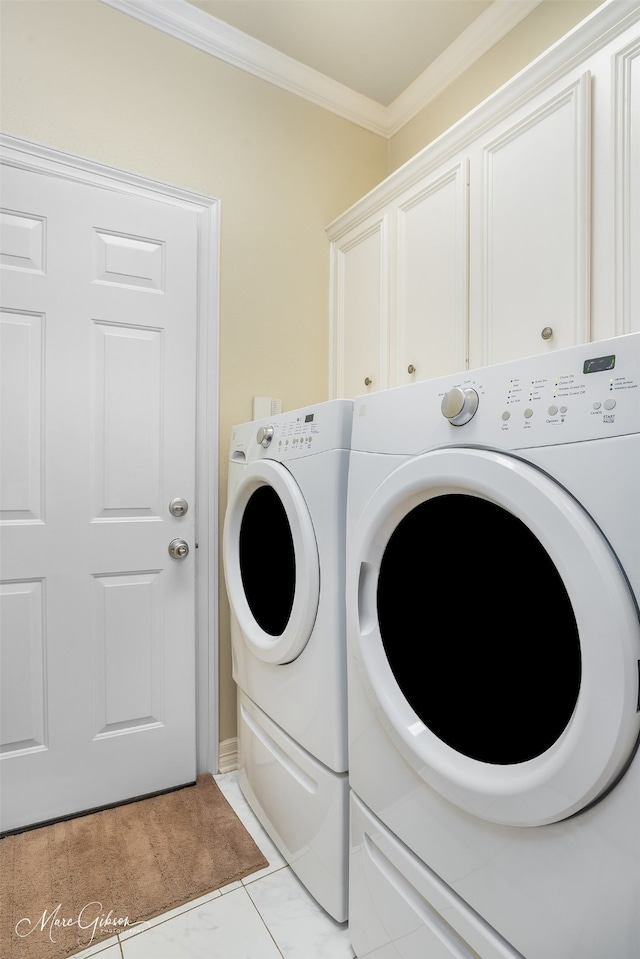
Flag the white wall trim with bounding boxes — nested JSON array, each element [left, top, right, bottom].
[[99, 0, 543, 137], [217, 737, 239, 774], [0, 133, 221, 777]]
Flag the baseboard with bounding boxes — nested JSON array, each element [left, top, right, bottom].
[[218, 737, 239, 773]]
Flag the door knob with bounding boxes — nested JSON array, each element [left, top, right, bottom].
[[168, 539, 190, 559]]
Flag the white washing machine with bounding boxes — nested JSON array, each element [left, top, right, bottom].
[[223, 399, 352, 921], [346, 334, 640, 958]]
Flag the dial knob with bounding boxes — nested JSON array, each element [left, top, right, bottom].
[[257, 425, 275, 448], [441, 387, 479, 426]]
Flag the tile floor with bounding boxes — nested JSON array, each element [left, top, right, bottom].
[[68, 771, 356, 959]]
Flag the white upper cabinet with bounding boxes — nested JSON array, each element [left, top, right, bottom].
[[394, 161, 469, 386], [470, 73, 591, 369], [327, 1, 640, 397], [330, 211, 389, 399]]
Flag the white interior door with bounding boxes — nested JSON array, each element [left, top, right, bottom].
[[0, 162, 199, 832]]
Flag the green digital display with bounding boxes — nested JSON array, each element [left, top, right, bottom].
[[583, 354, 615, 374]]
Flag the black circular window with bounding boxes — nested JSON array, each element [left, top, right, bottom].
[[239, 485, 296, 636], [377, 494, 581, 764]]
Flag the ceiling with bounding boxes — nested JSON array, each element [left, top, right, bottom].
[[103, 0, 544, 135], [187, 0, 495, 106]]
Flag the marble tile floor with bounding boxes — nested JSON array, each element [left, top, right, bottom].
[[68, 771, 356, 959]]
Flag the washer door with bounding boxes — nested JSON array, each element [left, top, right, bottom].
[[351, 447, 640, 826], [224, 460, 320, 664]]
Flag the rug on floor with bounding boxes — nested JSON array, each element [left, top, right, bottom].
[[0, 773, 269, 959]]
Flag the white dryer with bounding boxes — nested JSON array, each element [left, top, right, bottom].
[[346, 335, 640, 958], [223, 399, 352, 922]]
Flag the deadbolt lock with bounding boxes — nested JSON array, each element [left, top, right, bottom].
[[169, 497, 189, 517]]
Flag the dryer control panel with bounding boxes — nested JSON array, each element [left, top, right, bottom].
[[352, 333, 640, 453], [471, 335, 639, 449]]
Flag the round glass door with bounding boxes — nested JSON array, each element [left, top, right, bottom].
[[224, 460, 320, 664], [239, 484, 296, 638], [377, 493, 582, 766], [351, 447, 640, 826]]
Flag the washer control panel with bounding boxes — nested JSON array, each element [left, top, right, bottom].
[[230, 399, 353, 463]]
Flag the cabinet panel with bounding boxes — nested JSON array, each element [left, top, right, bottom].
[[615, 37, 640, 334], [395, 161, 468, 386], [479, 74, 591, 367], [331, 217, 388, 398]]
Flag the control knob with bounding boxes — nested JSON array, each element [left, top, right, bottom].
[[441, 387, 479, 426], [257, 425, 275, 448]]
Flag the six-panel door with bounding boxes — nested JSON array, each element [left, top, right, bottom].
[[0, 163, 199, 831]]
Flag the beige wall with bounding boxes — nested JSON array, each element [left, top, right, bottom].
[[0, 0, 387, 747], [0, 0, 605, 755], [388, 0, 603, 172]]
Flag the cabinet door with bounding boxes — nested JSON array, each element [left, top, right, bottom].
[[394, 161, 468, 387], [614, 36, 640, 335], [471, 73, 591, 368], [330, 214, 389, 398]]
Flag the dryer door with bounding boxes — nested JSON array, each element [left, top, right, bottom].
[[224, 460, 319, 664], [351, 447, 640, 826]]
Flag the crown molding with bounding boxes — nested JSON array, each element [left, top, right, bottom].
[[385, 0, 542, 136], [99, 0, 389, 134], [99, 0, 544, 137], [327, 0, 640, 240]]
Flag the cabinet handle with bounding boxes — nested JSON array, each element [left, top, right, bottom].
[[407, 364, 416, 375], [541, 327, 553, 340], [364, 377, 372, 387]]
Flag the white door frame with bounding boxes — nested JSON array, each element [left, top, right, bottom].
[[0, 132, 220, 776]]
